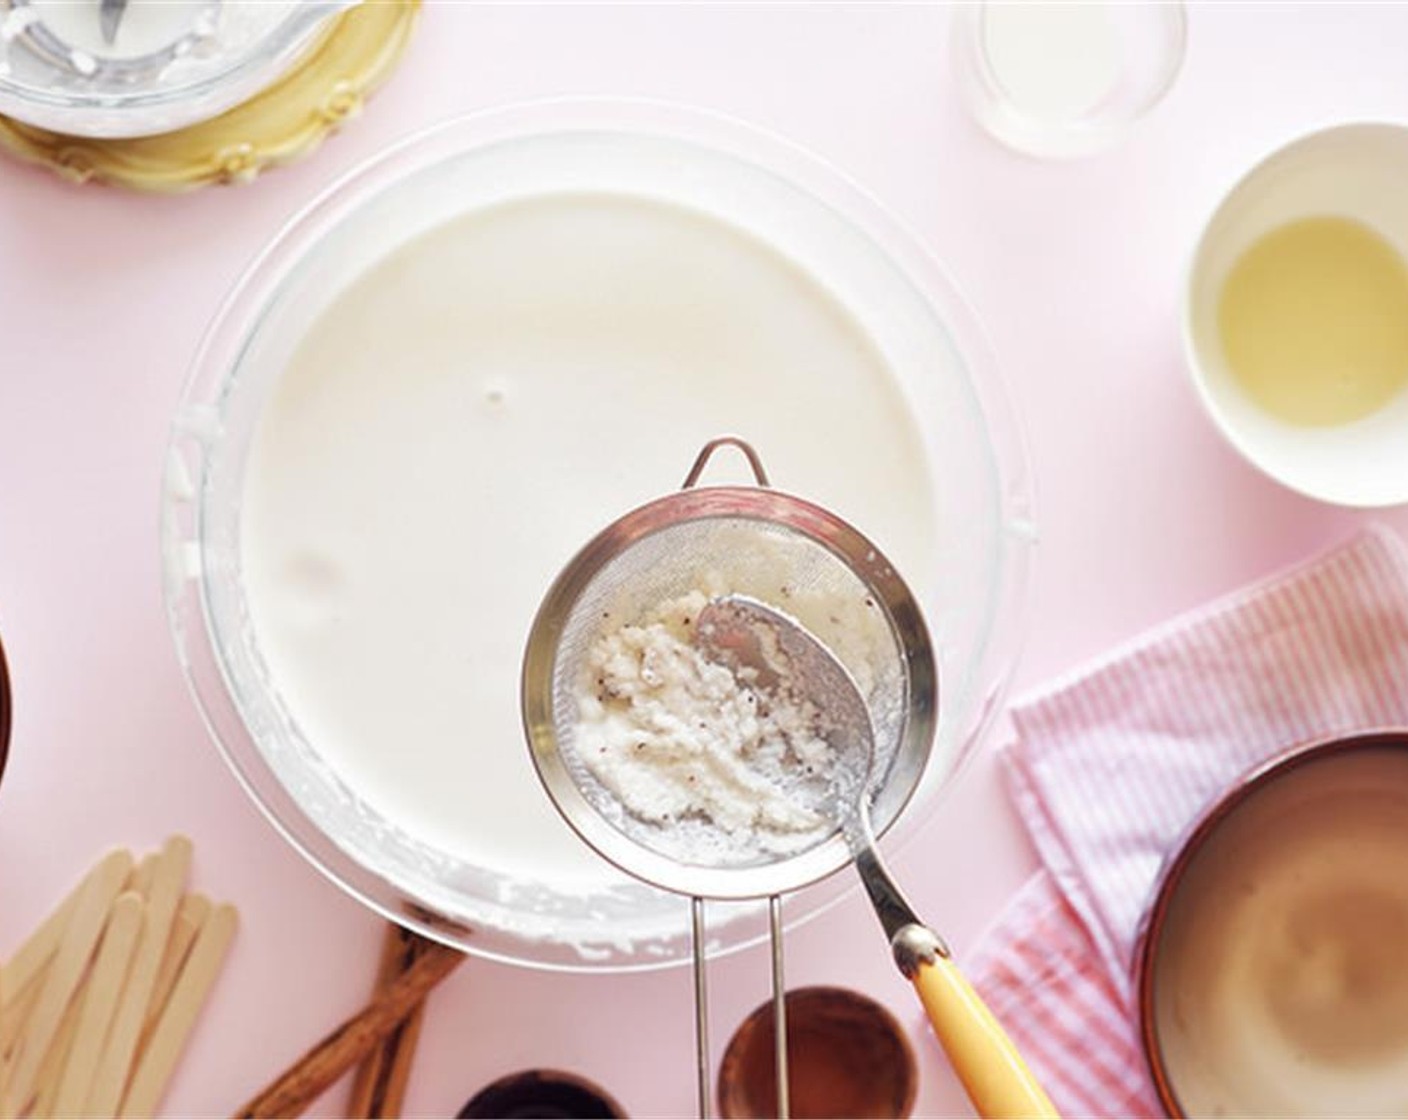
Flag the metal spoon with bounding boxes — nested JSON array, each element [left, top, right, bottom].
[[696, 595, 1058, 1120]]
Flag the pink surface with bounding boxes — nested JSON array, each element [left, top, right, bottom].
[[3, 4, 1408, 1117]]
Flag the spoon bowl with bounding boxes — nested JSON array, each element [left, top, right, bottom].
[[695, 594, 874, 832]]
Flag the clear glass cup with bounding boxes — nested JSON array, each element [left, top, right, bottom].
[[0, 0, 353, 138], [951, 1, 1186, 159]]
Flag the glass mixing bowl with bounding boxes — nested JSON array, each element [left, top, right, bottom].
[[162, 99, 1035, 972], [0, 1, 350, 138]]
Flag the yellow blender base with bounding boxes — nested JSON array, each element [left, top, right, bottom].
[[0, 0, 419, 192]]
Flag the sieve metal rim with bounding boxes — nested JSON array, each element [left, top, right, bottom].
[[521, 476, 938, 902]]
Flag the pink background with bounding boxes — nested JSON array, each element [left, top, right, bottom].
[[4, 4, 1408, 1116]]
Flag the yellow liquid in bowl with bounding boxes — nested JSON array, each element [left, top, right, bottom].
[[1217, 215, 1408, 426]]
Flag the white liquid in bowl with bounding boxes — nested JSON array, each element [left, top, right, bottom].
[[239, 192, 938, 894]]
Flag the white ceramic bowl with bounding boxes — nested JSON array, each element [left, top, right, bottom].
[[1184, 122, 1408, 508]]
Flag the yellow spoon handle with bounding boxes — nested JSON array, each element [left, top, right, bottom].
[[910, 951, 1059, 1119]]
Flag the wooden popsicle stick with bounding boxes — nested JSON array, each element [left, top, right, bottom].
[[1, 966, 45, 1060], [30, 983, 82, 1120], [52, 892, 145, 1118], [0, 885, 79, 1005], [2, 848, 133, 1117], [119, 904, 238, 1120], [234, 940, 464, 1120], [346, 924, 431, 1118], [127, 854, 158, 899], [140, 893, 209, 1052], [85, 836, 191, 1117]]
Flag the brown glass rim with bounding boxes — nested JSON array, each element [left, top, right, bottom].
[[0, 628, 10, 788], [1134, 726, 1408, 1116], [457, 1068, 626, 1119]]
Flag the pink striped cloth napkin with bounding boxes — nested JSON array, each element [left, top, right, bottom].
[[966, 525, 1408, 1117]]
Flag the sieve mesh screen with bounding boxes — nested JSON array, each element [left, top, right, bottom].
[[548, 514, 907, 870]]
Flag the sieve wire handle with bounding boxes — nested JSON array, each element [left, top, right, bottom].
[[691, 896, 790, 1120], [681, 437, 771, 489], [692, 897, 712, 1119], [769, 896, 790, 1120]]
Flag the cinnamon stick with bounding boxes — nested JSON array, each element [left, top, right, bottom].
[[234, 940, 463, 1119], [346, 924, 432, 1118]]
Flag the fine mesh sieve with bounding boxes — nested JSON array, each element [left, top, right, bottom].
[[522, 438, 938, 901], [522, 437, 938, 1117]]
